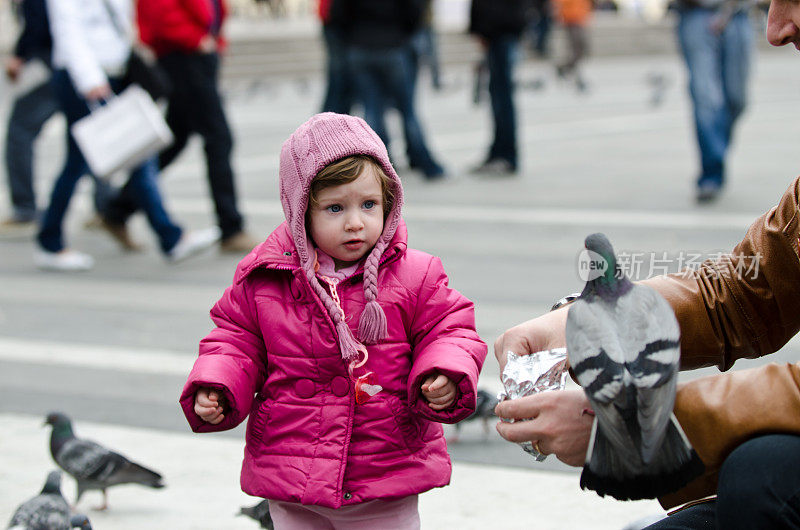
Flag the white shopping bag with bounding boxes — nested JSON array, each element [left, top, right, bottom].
[[71, 85, 173, 178]]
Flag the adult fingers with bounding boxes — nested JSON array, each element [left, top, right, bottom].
[[495, 417, 543, 444], [494, 394, 542, 420], [494, 331, 524, 373]]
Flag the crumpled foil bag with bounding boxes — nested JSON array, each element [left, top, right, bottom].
[[498, 348, 569, 461]]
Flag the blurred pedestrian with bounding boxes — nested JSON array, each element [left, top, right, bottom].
[[36, 0, 220, 271], [526, 0, 553, 59], [1, 0, 109, 238], [410, 0, 443, 92], [469, 0, 532, 176], [553, 0, 592, 91], [180, 112, 486, 528], [330, 0, 447, 180], [676, 0, 754, 203], [319, 0, 353, 113], [111, 0, 259, 254]]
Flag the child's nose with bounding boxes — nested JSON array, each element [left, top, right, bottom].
[[345, 213, 364, 231]]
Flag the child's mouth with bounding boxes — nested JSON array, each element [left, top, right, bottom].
[[344, 240, 363, 250]]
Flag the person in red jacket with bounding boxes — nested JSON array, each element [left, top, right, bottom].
[[103, 0, 258, 254]]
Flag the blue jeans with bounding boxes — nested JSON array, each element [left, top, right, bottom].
[[486, 35, 520, 168], [38, 70, 182, 253], [645, 434, 800, 529], [4, 79, 60, 221], [410, 25, 441, 91], [348, 45, 443, 176], [677, 8, 752, 188]]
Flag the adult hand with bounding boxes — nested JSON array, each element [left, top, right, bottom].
[[5, 56, 24, 81], [85, 83, 112, 102], [198, 34, 217, 54], [494, 306, 569, 372], [495, 388, 593, 467], [421, 373, 457, 410], [194, 387, 226, 424]]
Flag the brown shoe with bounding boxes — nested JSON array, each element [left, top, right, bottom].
[[220, 231, 259, 254], [100, 219, 143, 252], [0, 217, 37, 239], [83, 213, 104, 230]]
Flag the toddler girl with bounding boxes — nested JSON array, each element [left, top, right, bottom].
[[179, 112, 487, 528]]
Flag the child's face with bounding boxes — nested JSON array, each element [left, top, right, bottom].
[[308, 167, 385, 270]]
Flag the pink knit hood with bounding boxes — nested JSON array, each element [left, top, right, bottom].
[[279, 112, 404, 360]]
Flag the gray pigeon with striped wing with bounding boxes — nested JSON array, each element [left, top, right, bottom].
[[565, 233, 704, 501], [44, 412, 164, 510], [7, 470, 92, 530]]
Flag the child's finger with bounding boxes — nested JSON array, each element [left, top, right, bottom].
[[428, 396, 455, 410], [421, 374, 437, 392], [197, 393, 219, 408], [206, 409, 225, 424], [428, 374, 447, 391], [195, 403, 219, 417], [426, 389, 455, 404]]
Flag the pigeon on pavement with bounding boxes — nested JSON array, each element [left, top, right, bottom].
[[67, 515, 91, 530], [238, 500, 274, 529], [7, 470, 81, 530], [565, 233, 703, 500], [44, 412, 165, 510]]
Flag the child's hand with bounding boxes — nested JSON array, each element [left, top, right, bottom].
[[421, 373, 457, 411], [194, 387, 226, 424]]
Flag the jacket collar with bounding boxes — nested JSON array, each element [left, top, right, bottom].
[[234, 220, 408, 284]]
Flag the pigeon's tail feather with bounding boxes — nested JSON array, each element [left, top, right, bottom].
[[239, 500, 273, 529], [125, 462, 165, 488], [239, 505, 256, 518], [581, 417, 704, 501]]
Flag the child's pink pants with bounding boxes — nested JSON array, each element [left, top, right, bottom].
[[268, 495, 420, 529]]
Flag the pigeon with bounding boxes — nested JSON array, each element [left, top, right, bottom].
[[451, 389, 498, 443], [565, 233, 704, 501], [7, 470, 88, 530], [44, 412, 165, 510], [238, 500, 274, 529], [67, 515, 91, 530]]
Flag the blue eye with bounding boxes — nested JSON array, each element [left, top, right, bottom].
[[327, 204, 342, 213], [363, 200, 375, 210]]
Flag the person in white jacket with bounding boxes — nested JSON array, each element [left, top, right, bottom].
[[36, 0, 219, 271]]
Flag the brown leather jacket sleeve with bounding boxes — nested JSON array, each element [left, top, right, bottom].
[[642, 177, 800, 508]]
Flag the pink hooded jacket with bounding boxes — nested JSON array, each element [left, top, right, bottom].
[[179, 113, 487, 509]]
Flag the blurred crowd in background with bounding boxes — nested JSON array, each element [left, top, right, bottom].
[[0, 0, 771, 271]]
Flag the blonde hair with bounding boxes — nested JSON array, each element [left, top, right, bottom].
[[309, 155, 395, 217]]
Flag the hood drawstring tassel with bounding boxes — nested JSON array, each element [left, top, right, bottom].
[[358, 246, 387, 344], [315, 272, 365, 362], [336, 320, 362, 362], [358, 300, 387, 344]]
